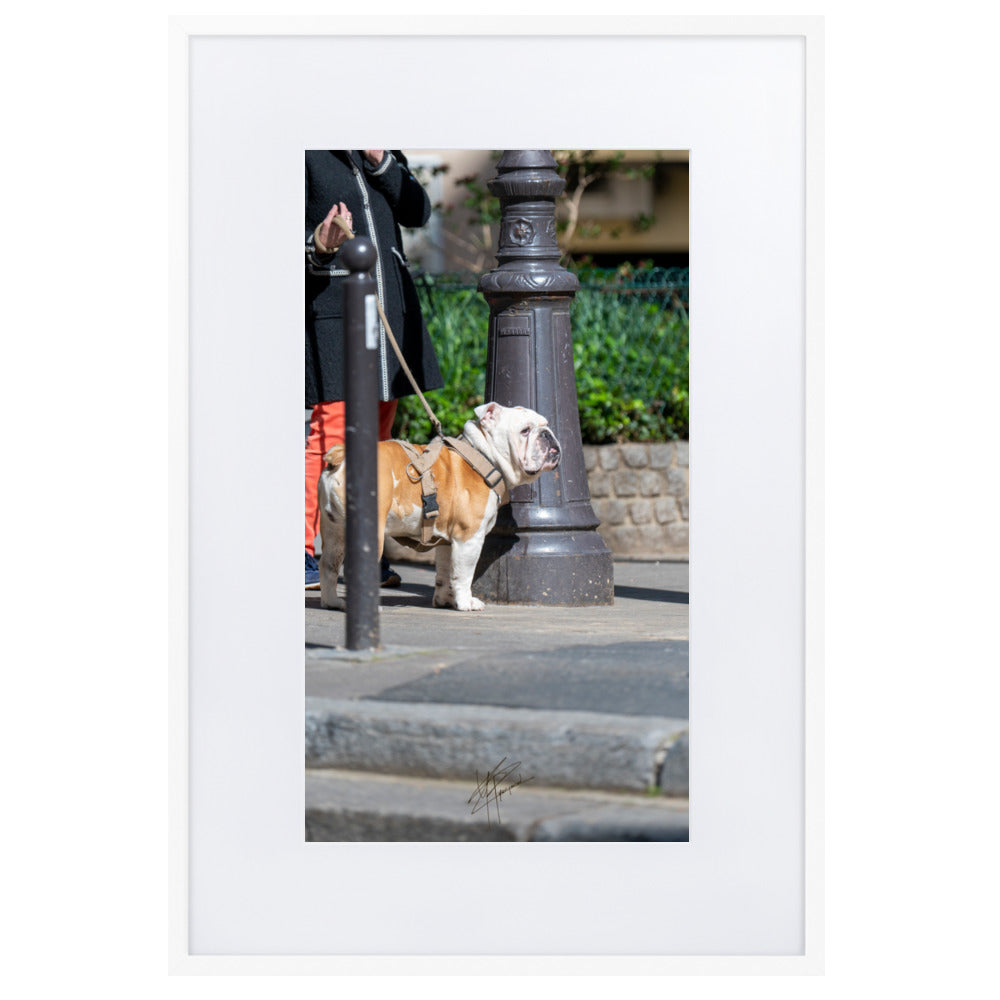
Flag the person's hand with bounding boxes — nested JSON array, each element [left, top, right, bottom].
[[315, 202, 353, 253], [363, 150, 385, 167]]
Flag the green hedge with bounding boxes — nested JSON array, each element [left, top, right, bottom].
[[394, 279, 491, 441], [395, 266, 688, 444]]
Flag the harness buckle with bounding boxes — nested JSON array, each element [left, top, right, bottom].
[[422, 493, 439, 519]]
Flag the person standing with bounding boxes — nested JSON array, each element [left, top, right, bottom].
[[304, 149, 443, 588]]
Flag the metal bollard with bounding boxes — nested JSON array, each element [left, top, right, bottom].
[[473, 150, 614, 606], [340, 236, 380, 649]]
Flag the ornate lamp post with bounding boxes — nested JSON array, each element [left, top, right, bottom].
[[472, 150, 614, 606]]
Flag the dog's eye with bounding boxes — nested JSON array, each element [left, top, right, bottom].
[[520, 427, 530, 436]]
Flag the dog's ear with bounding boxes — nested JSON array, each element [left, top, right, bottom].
[[474, 402, 503, 429], [323, 445, 346, 468]]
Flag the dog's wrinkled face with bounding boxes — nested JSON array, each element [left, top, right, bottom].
[[474, 402, 562, 479]]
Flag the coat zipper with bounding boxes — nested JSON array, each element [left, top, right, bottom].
[[351, 158, 391, 400]]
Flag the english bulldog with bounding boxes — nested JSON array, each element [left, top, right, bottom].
[[317, 402, 561, 611]]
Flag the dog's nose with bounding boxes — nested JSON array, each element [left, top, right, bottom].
[[537, 428, 561, 467]]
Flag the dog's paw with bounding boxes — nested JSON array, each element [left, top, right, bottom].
[[432, 591, 484, 611], [320, 595, 346, 611]]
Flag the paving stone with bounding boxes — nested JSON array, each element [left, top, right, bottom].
[[595, 498, 626, 525], [655, 497, 679, 523], [649, 443, 675, 469], [621, 444, 649, 468], [611, 525, 640, 552], [639, 524, 668, 550], [639, 469, 663, 496], [630, 500, 653, 525], [588, 472, 611, 498], [666, 467, 687, 497], [614, 469, 639, 497], [667, 522, 690, 546]]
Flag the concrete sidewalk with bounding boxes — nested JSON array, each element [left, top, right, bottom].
[[305, 560, 689, 841]]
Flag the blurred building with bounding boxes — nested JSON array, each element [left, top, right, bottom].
[[403, 149, 689, 274]]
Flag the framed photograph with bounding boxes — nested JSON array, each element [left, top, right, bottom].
[[303, 145, 692, 843], [171, 16, 823, 972]]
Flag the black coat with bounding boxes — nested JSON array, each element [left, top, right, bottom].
[[305, 150, 443, 406]]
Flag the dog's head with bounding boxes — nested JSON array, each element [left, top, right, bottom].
[[470, 402, 562, 486]]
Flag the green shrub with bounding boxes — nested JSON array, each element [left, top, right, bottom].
[[394, 277, 489, 441], [395, 268, 688, 444], [570, 272, 689, 442]]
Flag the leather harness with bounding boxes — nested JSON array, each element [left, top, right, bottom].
[[393, 435, 508, 550]]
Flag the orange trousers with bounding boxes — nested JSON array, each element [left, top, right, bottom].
[[304, 400, 398, 555]]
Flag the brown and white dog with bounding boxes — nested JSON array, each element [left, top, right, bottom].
[[317, 402, 561, 611]]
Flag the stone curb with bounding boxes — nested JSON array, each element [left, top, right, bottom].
[[305, 697, 688, 793], [305, 769, 689, 842]]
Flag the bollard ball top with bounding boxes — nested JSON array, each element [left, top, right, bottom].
[[338, 235, 377, 273]]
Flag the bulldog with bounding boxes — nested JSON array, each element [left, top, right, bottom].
[[317, 402, 561, 611]]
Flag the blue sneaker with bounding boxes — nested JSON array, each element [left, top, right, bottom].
[[305, 551, 320, 589], [380, 556, 401, 588]]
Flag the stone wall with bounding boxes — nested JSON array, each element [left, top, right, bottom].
[[386, 440, 689, 565], [583, 441, 689, 560]]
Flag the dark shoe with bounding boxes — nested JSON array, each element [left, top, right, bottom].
[[305, 551, 320, 589], [380, 556, 401, 588]]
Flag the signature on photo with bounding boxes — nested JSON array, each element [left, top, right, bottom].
[[468, 757, 534, 829]]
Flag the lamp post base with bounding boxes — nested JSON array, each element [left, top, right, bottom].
[[473, 530, 614, 607]]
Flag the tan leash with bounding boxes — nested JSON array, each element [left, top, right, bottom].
[[327, 213, 443, 438]]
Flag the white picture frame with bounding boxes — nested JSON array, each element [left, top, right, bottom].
[[170, 16, 823, 973]]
